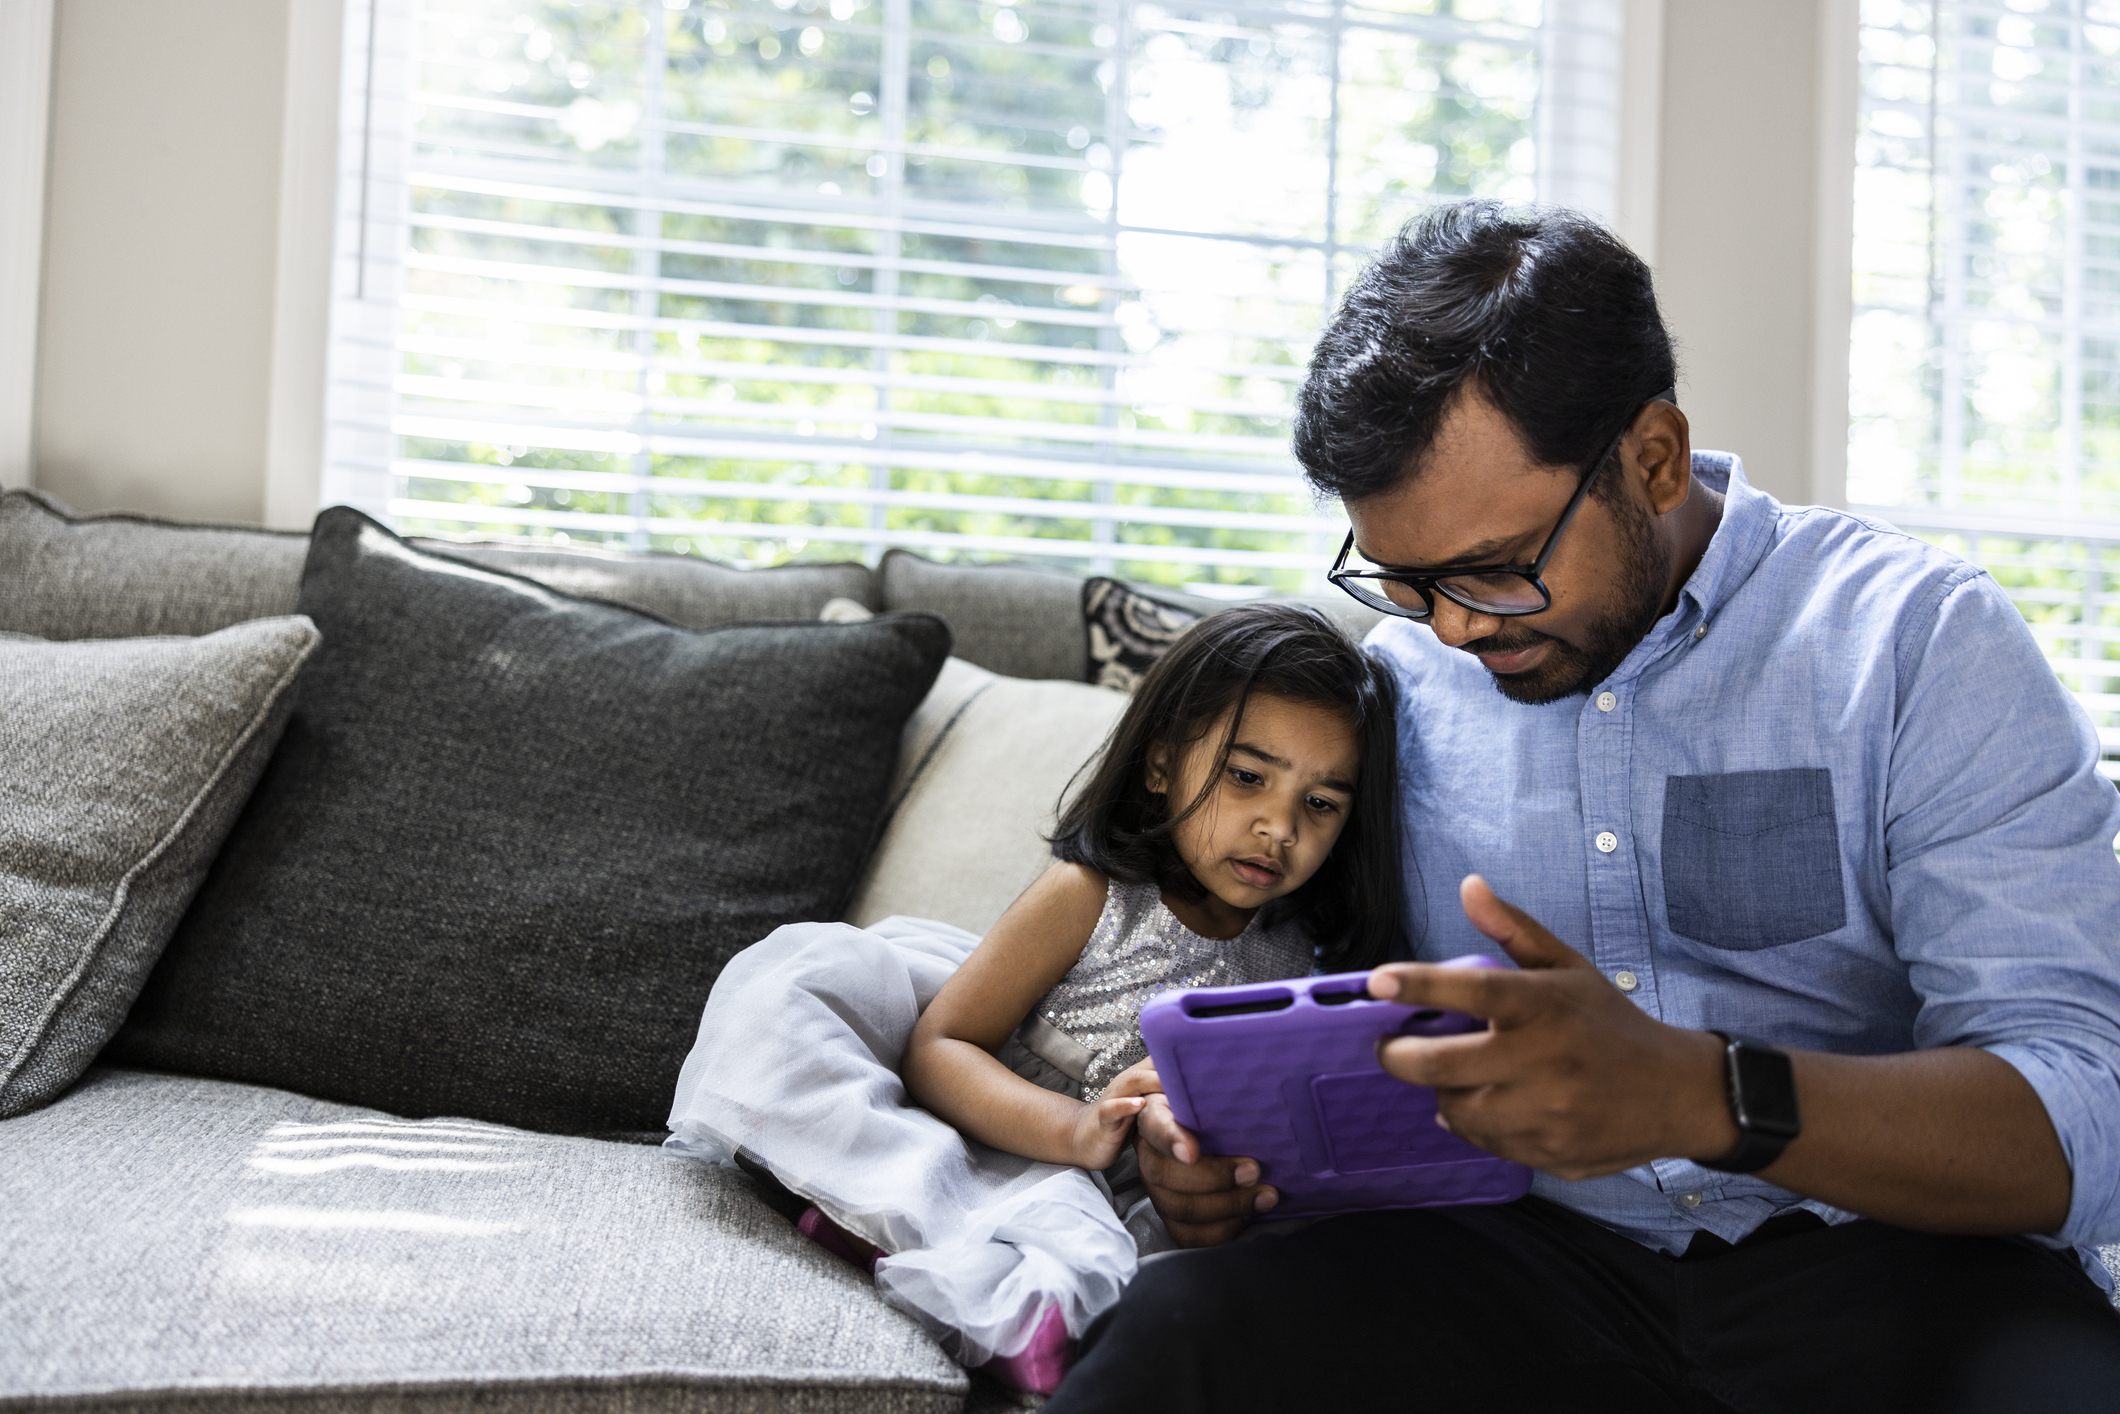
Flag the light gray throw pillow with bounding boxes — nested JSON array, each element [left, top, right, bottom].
[[0, 618, 318, 1117], [844, 654, 1128, 935]]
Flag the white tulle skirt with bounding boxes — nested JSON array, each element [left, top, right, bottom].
[[664, 916, 1144, 1367]]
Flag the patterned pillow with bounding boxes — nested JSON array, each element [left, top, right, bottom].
[[1082, 579, 1207, 691]]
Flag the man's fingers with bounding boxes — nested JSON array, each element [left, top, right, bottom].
[[1160, 1175, 1283, 1247], [1366, 877, 1600, 1017], [1365, 962, 1538, 1025], [1134, 1093, 1278, 1241], [1142, 1171, 1278, 1228], [1458, 874, 1593, 971], [1375, 1030, 1504, 1089], [1135, 1093, 1197, 1162], [1138, 1142, 1265, 1198]]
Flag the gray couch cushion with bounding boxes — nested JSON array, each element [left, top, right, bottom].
[[877, 550, 1087, 682], [874, 549, 1384, 685], [415, 540, 878, 628], [0, 491, 308, 638], [0, 491, 876, 640], [0, 1068, 966, 1413], [107, 510, 950, 1137], [0, 619, 318, 1119]]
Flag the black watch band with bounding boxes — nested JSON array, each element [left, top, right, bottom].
[[1700, 1031, 1801, 1175]]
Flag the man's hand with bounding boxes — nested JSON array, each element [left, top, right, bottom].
[[1373, 875, 2071, 1235], [1134, 1092, 1278, 1246], [1370, 874, 1736, 1180]]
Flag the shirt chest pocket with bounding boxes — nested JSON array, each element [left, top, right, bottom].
[[1661, 768, 1847, 950]]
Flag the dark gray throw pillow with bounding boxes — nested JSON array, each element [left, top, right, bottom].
[[108, 508, 949, 1137]]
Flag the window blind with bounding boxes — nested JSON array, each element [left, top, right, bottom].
[[1850, 0, 2120, 777], [324, 0, 1622, 592]]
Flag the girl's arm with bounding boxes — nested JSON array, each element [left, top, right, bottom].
[[904, 862, 1154, 1169]]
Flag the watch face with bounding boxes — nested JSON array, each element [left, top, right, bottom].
[[1731, 1044, 1801, 1137]]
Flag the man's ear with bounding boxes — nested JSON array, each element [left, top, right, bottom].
[[1634, 401, 1694, 517], [1144, 742, 1170, 795]]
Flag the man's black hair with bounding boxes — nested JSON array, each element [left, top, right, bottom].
[[1293, 201, 1676, 505], [1050, 602, 1405, 971]]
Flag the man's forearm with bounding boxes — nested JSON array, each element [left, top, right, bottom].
[[1742, 1044, 2070, 1236]]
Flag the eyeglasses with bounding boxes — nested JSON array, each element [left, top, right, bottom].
[[1328, 388, 1675, 623]]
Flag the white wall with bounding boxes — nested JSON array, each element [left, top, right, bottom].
[[33, 0, 292, 524], [14, 0, 1860, 524], [0, 1, 54, 491], [1653, 0, 1856, 510]]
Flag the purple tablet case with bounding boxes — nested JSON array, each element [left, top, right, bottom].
[[1137, 958, 1533, 1218]]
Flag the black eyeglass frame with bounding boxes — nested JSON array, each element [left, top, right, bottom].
[[1327, 387, 1677, 623]]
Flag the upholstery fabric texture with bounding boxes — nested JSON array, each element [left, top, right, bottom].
[[108, 510, 950, 1136], [0, 490, 308, 638], [0, 618, 319, 1119], [0, 1068, 967, 1414], [0, 490, 876, 640], [413, 539, 877, 626], [845, 658, 1127, 935], [878, 549, 1090, 681]]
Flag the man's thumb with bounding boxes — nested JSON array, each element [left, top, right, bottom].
[[1459, 874, 1580, 970]]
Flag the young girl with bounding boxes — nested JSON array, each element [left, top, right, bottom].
[[665, 603, 1403, 1392]]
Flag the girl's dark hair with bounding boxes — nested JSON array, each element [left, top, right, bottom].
[[1293, 201, 1675, 507], [1050, 602, 1405, 970]]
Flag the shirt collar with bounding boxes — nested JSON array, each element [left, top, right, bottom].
[[1672, 450, 1777, 626]]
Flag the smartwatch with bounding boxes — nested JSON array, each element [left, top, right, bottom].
[[1700, 1031, 1801, 1174]]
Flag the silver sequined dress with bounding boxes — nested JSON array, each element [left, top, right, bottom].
[[997, 876, 1314, 1102]]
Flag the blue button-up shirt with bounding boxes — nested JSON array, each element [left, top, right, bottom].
[[1371, 452, 2120, 1275]]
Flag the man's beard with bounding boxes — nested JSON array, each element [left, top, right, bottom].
[[1466, 491, 1673, 706]]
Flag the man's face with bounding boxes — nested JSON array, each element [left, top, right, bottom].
[[1343, 391, 1673, 705]]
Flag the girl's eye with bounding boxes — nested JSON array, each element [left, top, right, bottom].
[[1306, 795, 1341, 814], [1228, 767, 1263, 787]]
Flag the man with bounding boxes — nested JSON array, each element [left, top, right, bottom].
[[1043, 203, 2120, 1412]]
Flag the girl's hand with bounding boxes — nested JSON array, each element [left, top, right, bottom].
[[1072, 1093, 1148, 1170], [1102, 1060, 1164, 1102]]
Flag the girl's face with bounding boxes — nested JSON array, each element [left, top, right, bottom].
[[1146, 692, 1361, 929]]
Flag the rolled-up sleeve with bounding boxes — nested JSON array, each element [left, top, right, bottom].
[[1887, 573, 2120, 1245]]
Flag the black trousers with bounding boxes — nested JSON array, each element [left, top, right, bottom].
[[1042, 1197, 2120, 1413]]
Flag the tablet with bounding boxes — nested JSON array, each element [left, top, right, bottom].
[[1136, 958, 1533, 1219]]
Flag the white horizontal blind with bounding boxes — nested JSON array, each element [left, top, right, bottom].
[[1850, 0, 2120, 777], [326, 0, 1620, 590]]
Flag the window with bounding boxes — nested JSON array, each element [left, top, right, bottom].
[[325, 0, 1621, 592], [1851, 0, 2120, 775]]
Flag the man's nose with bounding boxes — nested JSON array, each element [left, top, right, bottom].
[[1425, 596, 1502, 648]]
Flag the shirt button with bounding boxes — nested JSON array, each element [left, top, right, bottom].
[[1694, 623, 1709, 641], [1596, 691, 1617, 712], [1679, 1192, 1703, 1209], [1614, 970, 1639, 992], [1595, 831, 1618, 853]]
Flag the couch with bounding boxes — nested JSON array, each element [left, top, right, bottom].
[[0, 489, 1375, 1414]]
